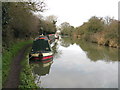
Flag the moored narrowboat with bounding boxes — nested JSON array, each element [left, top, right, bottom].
[[29, 35, 53, 63]]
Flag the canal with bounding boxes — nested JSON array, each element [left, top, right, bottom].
[[31, 37, 118, 88]]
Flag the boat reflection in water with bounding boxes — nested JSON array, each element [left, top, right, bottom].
[[29, 61, 53, 87]]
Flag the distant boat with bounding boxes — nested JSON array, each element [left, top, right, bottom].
[[29, 35, 53, 63], [47, 34, 56, 44], [55, 33, 59, 39]]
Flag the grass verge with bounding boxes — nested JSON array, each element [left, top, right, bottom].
[[0, 70, 1, 90], [2, 40, 33, 86], [19, 47, 39, 89]]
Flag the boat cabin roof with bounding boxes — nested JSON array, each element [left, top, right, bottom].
[[32, 39, 51, 52]]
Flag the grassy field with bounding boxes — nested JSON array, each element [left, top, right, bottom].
[[2, 40, 33, 86]]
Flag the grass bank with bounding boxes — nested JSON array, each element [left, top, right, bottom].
[[0, 65, 1, 90], [19, 47, 39, 88], [2, 40, 33, 86]]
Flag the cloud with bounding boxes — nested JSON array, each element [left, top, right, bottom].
[[42, 0, 119, 27]]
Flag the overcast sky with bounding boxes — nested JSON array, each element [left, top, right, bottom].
[[42, 0, 119, 27]]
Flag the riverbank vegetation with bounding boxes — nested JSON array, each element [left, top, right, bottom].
[[61, 37, 118, 62], [2, 40, 32, 86], [2, 2, 57, 50], [60, 16, 119, 48], [2, 1, 57, 88], [19, 47, 38, 89]]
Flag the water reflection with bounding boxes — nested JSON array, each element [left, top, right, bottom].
[[31, 62, 52, 76], [61, 37, 118, 62], [31, 37, 118, 88], [30, 61, 53, 86], [52, 40, 62, 59], [29, 40, 59, 87]]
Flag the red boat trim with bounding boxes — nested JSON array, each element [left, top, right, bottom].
[[38, 38, 46, 39], [42, 56, 53, 60]]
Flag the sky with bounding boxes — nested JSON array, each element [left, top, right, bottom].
[[41, 0, 119, 27]]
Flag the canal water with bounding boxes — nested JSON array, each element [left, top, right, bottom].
[[31, 37, 118, 88]]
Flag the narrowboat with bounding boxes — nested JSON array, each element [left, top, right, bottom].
[[29, 35, 53, 63], [47, 34, 55, 44]]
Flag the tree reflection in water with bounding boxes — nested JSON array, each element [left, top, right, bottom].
[[61, 37, 118, 62], [30, 37, 118, 88]]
